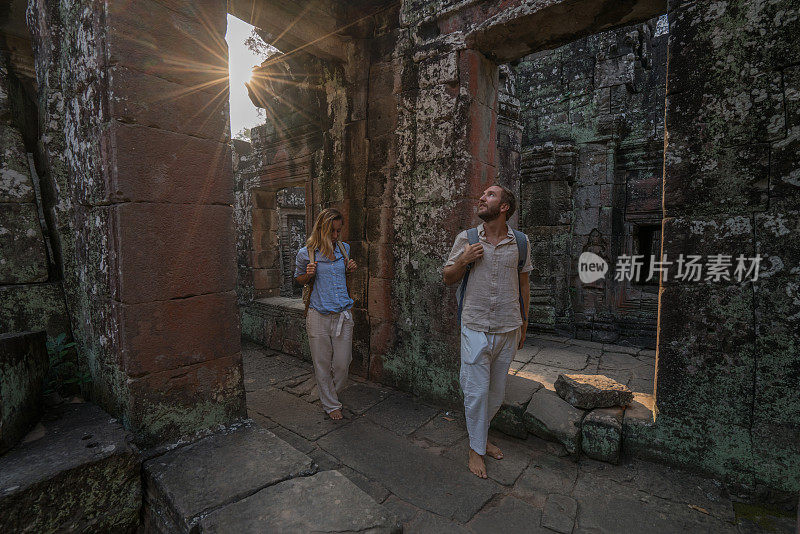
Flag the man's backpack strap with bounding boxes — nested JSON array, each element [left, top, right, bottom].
[[457, 227, 480, 326], [513, 229, 528, 323]]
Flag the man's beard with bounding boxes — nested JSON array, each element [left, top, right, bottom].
[[478, 204, 501, 222]]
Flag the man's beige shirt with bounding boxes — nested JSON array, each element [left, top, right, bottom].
[[445, 223, 533, 333]]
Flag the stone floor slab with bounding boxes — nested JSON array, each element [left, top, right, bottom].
[[199, 470, 400, 533], [318, 420, 500, 522], [513, 454, 579, 508], [142, 421, 315, 531], [242, 352, 310, 391], [516, 363, 563, 390], [338, 466, 390, 504], [338, 382, 393, 414], [532, 346, 595, 370], [542, 493, 577, 534], [468, 496, 549, 533], [445, 434, 532, 487], [572, 472, 738, 534], [406, 509, 470, 533], [247, 387, 345, 440], [414, 412, 469, 447], [365, 393, 439, 435]]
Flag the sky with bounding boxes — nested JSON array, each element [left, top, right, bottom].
[[225, 15, 269, 138]]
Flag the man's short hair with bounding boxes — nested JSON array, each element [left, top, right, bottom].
[[494, 184, 516, 219]]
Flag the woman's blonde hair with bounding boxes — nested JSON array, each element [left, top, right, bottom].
[[307, 208, 343, 258]]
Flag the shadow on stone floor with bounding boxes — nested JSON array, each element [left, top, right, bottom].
[[242, 340, 795, 534]]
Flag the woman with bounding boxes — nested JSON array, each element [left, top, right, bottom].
[[294, 208, 357, 420]]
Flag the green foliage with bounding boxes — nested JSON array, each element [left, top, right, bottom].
[[44, 333, 90, 394]]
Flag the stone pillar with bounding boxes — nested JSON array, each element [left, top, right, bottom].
[[28, 0, 244, 445], [656, 0, 799, 493]]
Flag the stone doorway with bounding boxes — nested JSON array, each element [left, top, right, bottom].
[[516, 15, 667, 349]]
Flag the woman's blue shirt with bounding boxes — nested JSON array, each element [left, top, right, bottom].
[[294, 243, 353, 314]]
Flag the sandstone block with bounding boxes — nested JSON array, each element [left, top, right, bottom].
[[199, 470, 400, 533], [554, 374, 633, 409], [0, 403, 140, 533], [524, 388, 586, 454], [0, 203, 47, 284], [581, 406, 624, 464]]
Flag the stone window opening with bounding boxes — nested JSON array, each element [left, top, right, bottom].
[[631, 223, 661, 287]]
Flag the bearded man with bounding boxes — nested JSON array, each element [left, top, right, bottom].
[[443, 184, 532, 479]]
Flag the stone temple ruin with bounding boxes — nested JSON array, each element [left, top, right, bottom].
[[0, 0, 798, 531]]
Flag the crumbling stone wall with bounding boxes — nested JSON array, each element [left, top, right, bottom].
[[515, 16, 667, 347], [0, 53, 69, 342], [647, 0, 800, 497]]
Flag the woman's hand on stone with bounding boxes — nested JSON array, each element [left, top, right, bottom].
[[306, 262, 317, 277], [346, 259, 357, 272]]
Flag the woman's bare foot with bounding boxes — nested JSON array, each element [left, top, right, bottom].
[[329, 409, 343, 420], [468, 448, 487, 478], [486, 442, 504, 460]]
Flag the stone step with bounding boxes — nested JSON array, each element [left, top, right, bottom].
[[524, 387, 586, 454], [141, 420, 399, 533], [0, 402, 141, 532], [488, 376, 656, 466], [490, 374, 543, 438]]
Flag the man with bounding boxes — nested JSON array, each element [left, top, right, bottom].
[[443, 184, 531, 479]]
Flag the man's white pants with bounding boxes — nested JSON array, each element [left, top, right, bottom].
[[460, 325, 520, 455]]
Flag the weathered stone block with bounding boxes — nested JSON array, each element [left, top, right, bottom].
[[0, 331, 48, 454], [0, 283, 70, 339], [503, 373, 544, 412], [116, 291, 240, 376], [594, 53, 635, 88], [367, 95, 400, 139], [142, 421, 315, 532], [106, 0, 227, 94], [108, 66, 230, 142], [620, 393, 654, 458], [253, 268, 280, 290], [0, 202, 48, 284], [490, 405, 528, 439], [113, 203, 236, 303], [581, 406, 624, 464], [0, 403, 141, 533], [0, 125, 35, 203], [419, 53, 458, 88], [368, 277, 394, 321], [127, 353, 246, 445], [554, 374, 633, 409], [524, 388, 586, 454], [199, 470, 400, 533], [106, 121, 233, 205]]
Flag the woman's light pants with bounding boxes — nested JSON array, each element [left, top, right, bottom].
[[460, 325, 520, 455], [307, 308, 354, 414]]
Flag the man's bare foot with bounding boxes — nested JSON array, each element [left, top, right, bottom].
[[486, 442, 504, 460], [329, 409, 343, 420], [468, 448, 487, 479]]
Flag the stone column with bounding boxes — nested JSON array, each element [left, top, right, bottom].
[[656, 0, 799, 493], [28, 0, 244, 445]]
